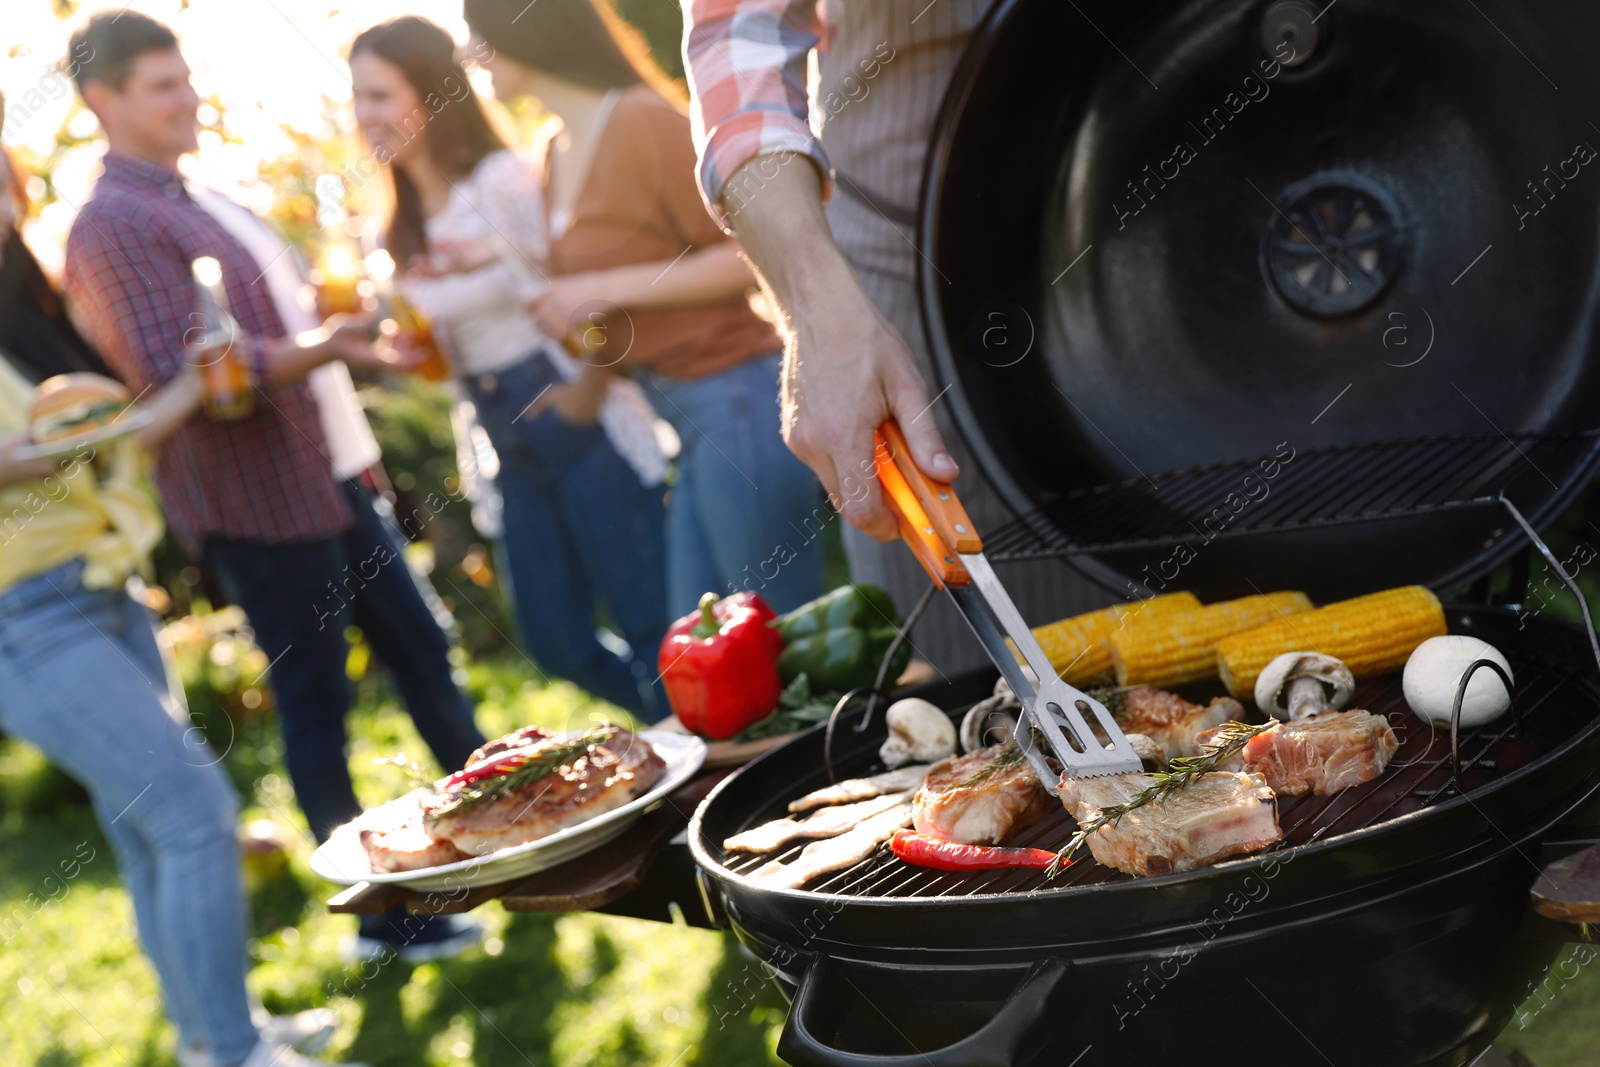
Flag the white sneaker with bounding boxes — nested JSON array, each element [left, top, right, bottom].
[[239, 1038, 370, 1067], [176, 1010, 339, 1067], [257, 1009, 337, 1054]]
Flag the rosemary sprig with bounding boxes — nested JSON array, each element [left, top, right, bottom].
[[954, 739, 1025, 789], [426, 726, 616, 818], [1046, 719, 1277, 877]]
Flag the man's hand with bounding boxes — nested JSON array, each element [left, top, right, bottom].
[[725, 159, 957, 540], [269, 313, 422, 385], [0, 434, 59, 490]]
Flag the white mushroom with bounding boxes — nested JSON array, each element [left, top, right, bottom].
[[1254, 652, 1356, 720], [1402, 635, 1514, 727], [879, 698, 957, 768], [1126, 732, 1168, 773]]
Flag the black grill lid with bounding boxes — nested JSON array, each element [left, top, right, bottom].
[[920, 0, 1600, 603]]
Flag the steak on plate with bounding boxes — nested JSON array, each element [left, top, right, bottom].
[[1057, 771, 1282, 877], [423, 726, 666, 856]]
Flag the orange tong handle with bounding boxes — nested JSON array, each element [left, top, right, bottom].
[[872, 419, 981, 588]]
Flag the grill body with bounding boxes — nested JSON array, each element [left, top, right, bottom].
[[691, 608, 1600, 1065]]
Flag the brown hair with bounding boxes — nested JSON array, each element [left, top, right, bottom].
[[463, 0, 685, 106], [67, 11, 179, 94], [349, 16, 508, 267]]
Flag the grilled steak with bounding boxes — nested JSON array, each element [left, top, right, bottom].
[[1214, 710, 1399, 796], [1116, 687, 1244, 760], [424, 727, 666, 856], [359, 801, 472, 873], [913, 744, 1052, 845], [465, 724, 550, 765], [1057, 771, 1282, 877]]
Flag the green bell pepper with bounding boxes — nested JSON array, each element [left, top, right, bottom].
[[773, 585, 910, 692]]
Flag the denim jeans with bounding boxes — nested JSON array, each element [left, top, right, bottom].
[[467, 354, 669, 720], [643, 351, 827, 616], [0, 560, 259, 1066]]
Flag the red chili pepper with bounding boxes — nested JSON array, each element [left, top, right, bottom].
[[441, 748, 537, 791], [659, 592, 783, 740], [890, 830, 1060, 872]]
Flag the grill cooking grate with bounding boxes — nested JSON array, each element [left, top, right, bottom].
[[712, 640, 1595, 899], [981, 433, 1599, 563]]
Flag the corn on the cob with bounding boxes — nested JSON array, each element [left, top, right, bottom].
[[1011, 592, 1202, 684], [1216, 585, 1445, 699], [1108, 592, 1314, 689]]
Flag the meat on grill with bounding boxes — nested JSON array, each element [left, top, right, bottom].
[[1115, 687, 1245, 760], [1057, 771, 1282, 877], [425, 727, 666, 856], [912, 744, 1052, 845], [788, 765, 932, 813], [1198, 710, 1400, 796], [723, 792, 916, 853], [748, 800, 915, 889], [358, 726, 665, 872]]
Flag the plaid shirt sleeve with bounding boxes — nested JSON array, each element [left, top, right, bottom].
[[64, 204, 270, 395], [684, 0, 834, 230]]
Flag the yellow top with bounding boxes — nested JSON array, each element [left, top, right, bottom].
[[0, 355, 164, 595]]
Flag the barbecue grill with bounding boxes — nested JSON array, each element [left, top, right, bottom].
[[689, 0, 1600, 1064]]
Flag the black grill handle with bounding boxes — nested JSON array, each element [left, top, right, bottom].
[[779, 954, 1075, 1067]]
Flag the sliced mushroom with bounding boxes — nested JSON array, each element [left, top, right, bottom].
[[880, 698, 958, 768], [1254, 652, 1355, 720], [960, 704, 1018, 753]]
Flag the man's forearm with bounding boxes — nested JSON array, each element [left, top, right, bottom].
[[723, 157, 860, 330]]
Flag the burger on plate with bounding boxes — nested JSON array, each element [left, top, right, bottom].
[[29, 374, 133, 444]]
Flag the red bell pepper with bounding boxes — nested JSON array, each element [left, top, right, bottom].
[[659, 592, 783, 739], [890, 830, 1062, 872]]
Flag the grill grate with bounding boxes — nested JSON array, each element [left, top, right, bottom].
[[981, 433, 1599, 563], [712, 641, 1596, 900]]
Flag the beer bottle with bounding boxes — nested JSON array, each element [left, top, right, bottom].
[[191, 257, 255, 420], [386, 293, 452, 382]]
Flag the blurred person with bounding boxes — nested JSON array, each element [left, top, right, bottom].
[[350, 15, 670, 718], [58, 11, 482, 962], [683, 2, 1109, 672], [458, 0, 827, 618], [0, 103, 354, 1067]]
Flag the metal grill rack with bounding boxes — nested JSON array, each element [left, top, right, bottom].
[[981, 433, 1600, 564], [713, 637, 1595, 900]]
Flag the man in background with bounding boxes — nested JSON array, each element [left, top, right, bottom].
[[60, 10, 483, 966]]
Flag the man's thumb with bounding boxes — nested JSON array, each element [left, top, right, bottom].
[[891, 391, 959, 483]]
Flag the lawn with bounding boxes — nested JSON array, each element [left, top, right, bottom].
[[0, 646, 789, 1067], [3, 614, 1599, 1066]]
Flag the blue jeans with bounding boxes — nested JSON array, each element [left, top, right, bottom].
[[204, 514, 484, 844], [467, 354, 669, 720], [643, 351, 827, 616], [0, 560, 259, 1066]]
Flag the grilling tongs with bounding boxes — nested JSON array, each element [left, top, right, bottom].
[[873, 419, 1143, 783]]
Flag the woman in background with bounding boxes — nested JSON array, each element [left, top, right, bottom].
[[459, 0, 827, 617], [0, 125, 347, 1067], [349, 16, 669, 718]]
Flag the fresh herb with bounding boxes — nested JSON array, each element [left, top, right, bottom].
[[954, 739, 1025, 789], [1085, 684, 1150, 719], [1046, 719, 1276, 876], [426, 727, 616, 818], [732, 673, 852, 741]]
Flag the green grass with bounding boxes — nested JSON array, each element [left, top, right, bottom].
[[0, 655, 787, 1067]]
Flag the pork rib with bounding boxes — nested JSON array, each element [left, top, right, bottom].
[[1057, 771, 1282, 877], [913, 743, 1052, 845], [1226, 710, 1399, 796], [1116, 687, 1244, 761]]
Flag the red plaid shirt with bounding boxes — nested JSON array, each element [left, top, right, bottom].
[[685, 0, 835, 229], [63, 152, 350, 555]]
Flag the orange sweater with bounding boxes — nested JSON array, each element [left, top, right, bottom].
[[543, 86, 780, 380]]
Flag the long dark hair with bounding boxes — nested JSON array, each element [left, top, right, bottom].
[[0, 145, 111, 382], [463, 0, 684, 106], [349, 16, 507, 267]]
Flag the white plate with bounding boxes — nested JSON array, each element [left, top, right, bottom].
[[15, 409, 157, 460], [310, 731, 707, 891]]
